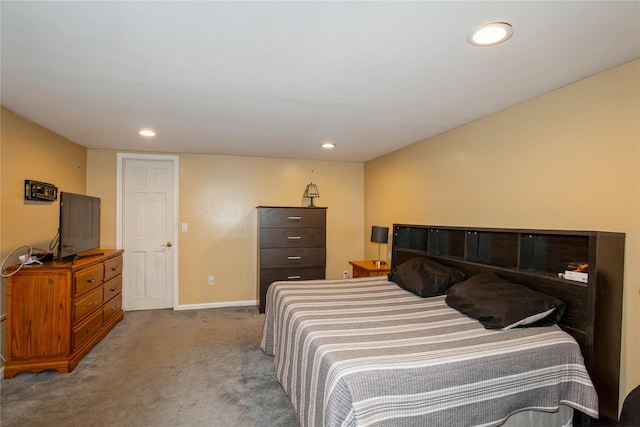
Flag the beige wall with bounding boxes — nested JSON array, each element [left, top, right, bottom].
[[87, 151, 364, 305], [0, 107, 87, 363], [365, 59, 640, 403]]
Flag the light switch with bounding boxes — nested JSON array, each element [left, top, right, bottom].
[[181, 223, 188, 232]]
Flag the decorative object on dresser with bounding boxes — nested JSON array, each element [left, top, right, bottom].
[[370, 225, 389, 266], [4, 249, 124, 378], [303, 182, 319, 207], [349, 260, 391, 278], [256, 206, 326, 313]]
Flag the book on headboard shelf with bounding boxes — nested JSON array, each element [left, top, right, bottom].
[[564, 262, 588, 283]]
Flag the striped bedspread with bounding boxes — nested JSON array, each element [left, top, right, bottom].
[[260, 276, 599, 427]]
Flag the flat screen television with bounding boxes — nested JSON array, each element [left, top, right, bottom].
[[58, 192, 101, 260]]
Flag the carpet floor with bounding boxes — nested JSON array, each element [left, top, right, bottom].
[[0, 307, 299, 427]]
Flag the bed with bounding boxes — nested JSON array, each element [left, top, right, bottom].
[[260, 224, 624, 426]]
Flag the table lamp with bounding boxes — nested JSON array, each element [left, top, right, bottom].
[[371, 225, 389, 266], [304, 183, 319, 207]]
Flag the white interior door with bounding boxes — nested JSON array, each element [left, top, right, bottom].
[[120, 155, 178, 310]]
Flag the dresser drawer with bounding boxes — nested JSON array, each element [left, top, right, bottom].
[[259, 267, 325, 312], [103, 293, 122, 324], [103, 275, 122, 302], [72, 309, 103, 351], [73, 286, 103, 323], [259, 228, 325, 248], [260, 247, 326, 268], [104, 256, 123, 281], [260, 267, 325, 286], [74, 264, 104, 296], [259, 208, 325, 228]]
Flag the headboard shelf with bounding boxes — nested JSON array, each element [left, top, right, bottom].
[[391, 224, 625, 423]]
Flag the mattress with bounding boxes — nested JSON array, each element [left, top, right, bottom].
[[261, 276, 598, 427]]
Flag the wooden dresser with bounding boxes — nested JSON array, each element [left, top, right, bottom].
[[4, 249, 124, 378], [257, 207, 326, 313]]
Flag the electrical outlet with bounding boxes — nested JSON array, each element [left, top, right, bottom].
[[208, 276, 215, 286], [342, 270, 349, 279]]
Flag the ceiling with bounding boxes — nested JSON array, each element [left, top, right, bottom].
[[2, 1, 639, 162]]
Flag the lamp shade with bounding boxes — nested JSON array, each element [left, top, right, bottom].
[[305, 183, 319, 198], [370, 226, 389, 244]]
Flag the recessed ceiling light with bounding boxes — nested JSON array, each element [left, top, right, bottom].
[[468, 22, 513, 46], [321, 142, 335, 149], [139, 129, 156, 137]]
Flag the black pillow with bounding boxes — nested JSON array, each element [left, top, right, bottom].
[[445, 272, 566, 329], [388, 256, 465, 298]]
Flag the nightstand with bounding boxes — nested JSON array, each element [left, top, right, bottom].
[[349, 260, 391, 278]]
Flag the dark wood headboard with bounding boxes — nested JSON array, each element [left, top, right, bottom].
[[391, 224, 625, 423]]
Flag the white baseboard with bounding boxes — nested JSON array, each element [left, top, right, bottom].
[[174, 300, 258, 311], [0, 366, 4, 382]]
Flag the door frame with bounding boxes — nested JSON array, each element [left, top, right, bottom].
[[116, 152, 180, 310]]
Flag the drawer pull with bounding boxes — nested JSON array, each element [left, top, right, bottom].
[[287, 256, 302, 260], [287, 216, 302, 220], [111, 266, 119, 271], [287, 276, 301, 280], [110, 286, 117, 292], [86, 300, 97, 307], [287, 236, 302, 240], [86, 277, 95, 283]]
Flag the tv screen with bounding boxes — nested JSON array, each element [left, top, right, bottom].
[[58, 192, 101, 260]]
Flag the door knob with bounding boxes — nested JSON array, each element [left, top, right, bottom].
[[165, 242, 173, 247]]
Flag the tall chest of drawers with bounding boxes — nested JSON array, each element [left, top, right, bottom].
[[257, 206, 326, 313], [4, 249, 124, 378]]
